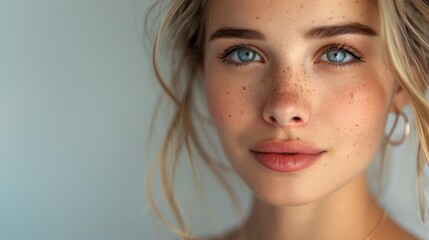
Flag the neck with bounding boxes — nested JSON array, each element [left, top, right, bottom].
[[242, 174, 383, 240]]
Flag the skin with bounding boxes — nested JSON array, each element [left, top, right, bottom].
[[202, 0, 416, 239]]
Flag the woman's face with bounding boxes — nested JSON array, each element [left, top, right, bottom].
[[203, 0, 401, 205]]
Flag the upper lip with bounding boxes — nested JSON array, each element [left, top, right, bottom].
[[250, 140, 325, 154]]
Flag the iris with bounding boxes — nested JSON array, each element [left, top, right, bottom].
[[326, 50, 347, 63], [236, 49, 258, 62]]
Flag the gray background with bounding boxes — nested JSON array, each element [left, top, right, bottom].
[[0, 0, 428, 239]]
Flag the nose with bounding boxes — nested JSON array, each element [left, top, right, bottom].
[[262, 72, 311, 128]]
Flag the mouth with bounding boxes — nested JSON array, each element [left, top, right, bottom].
[[249, 140, 326, 172]]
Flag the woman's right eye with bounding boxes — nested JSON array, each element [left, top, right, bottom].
[[218, 45, 264, 66], [228, 49, 262, 63]]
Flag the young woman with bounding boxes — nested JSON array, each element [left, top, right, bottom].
[[146, 0, 429, 239]]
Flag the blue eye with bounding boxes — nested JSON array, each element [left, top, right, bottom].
[[321, 49, 354, 63], [218, 45, 264, 66], [229, 49, 262, 63], [318, 44, 363, 65]]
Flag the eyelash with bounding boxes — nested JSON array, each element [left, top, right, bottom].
[[217, 43, 365, 68], [217, 44, 262, 67], [318, 43, 365, 67]]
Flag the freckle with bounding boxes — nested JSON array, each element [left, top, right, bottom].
[[241, 111, 244, 114], [256, 16, 259, 20], [350, 93, 354, 97], [329, 17, 333, 20], [297, 137, 300, 141], [324, 163, 327, 167], [300, 4, 304, 8], [229, 114, 232, 118], [226, 91, 229, 94], [355, 124, 359, 127], [335, 91, 338, 94], [342, 15, 345, 19], [243, 86, 246, 90]]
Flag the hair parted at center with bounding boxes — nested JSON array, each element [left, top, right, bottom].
[[145, 0, 429, 238]]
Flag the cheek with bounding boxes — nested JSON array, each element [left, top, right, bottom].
[[204, 71, 251, 132], [328, 79, 391, 155]]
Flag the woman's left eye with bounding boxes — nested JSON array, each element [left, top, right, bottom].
[[318, 45, 363, 65]]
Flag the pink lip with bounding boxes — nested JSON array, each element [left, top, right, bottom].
[[250, 140, 326, 172]]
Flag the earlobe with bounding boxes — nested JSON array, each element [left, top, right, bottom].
[[390, 85, 411, 113]]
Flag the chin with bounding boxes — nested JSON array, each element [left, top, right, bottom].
[[252, 188, 325, 207], [243, 175, 330, 207]]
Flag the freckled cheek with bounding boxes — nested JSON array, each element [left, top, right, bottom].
[[204, 74, 252, 130], [331, 83, 389, 146], [206, 90, 233, 127]]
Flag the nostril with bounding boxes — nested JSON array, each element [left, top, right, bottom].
[[291, 116, 301, 122], [269, 116, 277, 123]]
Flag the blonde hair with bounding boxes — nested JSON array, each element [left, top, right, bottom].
[[146, 1, 242, 238], [379, 0, 429, 220], [146, 0, 429, 238]]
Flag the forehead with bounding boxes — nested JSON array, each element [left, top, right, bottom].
[[205, 0, 379, 37]]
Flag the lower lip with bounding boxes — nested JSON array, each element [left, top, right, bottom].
[[251, 152, 324, 172]]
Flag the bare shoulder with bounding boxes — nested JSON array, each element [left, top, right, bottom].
[[378, 218, 420, 240]]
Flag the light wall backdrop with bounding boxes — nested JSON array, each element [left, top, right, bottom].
[[0, 1, 428, 240]]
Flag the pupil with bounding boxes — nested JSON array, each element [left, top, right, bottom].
[[238, 50, 255, 62], [327, 50, 346, 62]]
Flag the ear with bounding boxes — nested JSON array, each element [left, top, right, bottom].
[[390, 85, 410, 113]]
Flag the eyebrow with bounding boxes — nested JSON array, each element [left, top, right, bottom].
[[304, 22, 378, 39], [209, 28, 266, 41], [209, 22, 377, 41]]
